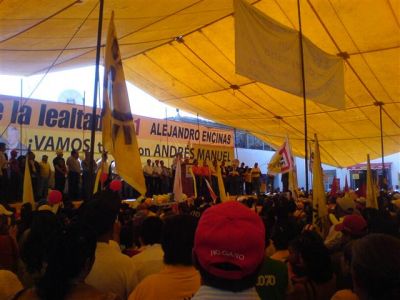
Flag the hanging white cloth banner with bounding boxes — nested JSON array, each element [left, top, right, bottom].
[[234, 0, 345, 109]]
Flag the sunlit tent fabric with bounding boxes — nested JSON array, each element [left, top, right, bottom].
[[0, 0, 399, 167]]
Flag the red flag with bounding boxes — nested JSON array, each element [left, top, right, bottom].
[[344, 175, 349, 193], [330, 176, 338, 197], [204, 178, 217, 203]]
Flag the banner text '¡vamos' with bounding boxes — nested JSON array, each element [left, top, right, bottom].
[[150, 123, 232, 145], [2, 101, 102, 131]]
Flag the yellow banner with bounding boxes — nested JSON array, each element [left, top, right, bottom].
[[0, 95, 234, 165]]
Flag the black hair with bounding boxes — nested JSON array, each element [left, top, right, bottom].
[[194, 255, 262, 292], [79, 190, 121, 239], [162, 214, 197, 266], [140, 216, 163, 245], [352, 234, 400, 300], [36, 223, 97, 300], [289, 231, 333, 284], [21, 210, 59, 275]]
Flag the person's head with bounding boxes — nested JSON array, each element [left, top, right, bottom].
[[146, 159, 151, 165], [162, 214, 198, 266], [271, 223, 297, 251], [213, 159, 217, 167], [36, 223, 97, 300], [139, 216, 163, 246], [193, 159, 198, 166], [27, 151, 35, 160], [254, 162, 258, 168], [56, 149, 63, 157], [203, 160, 207, 166], [79, 190, 121, 241], [352, 234, 400, 300], [335, 214, 367, 239], [155, 159, 159, 166], [221, 160, 225, 166], [84, 150, 90, 160], [11, 149, 18, 158], [240, 162, 245, 167], [71, 149, 78, 159], [160, 160, 164, 166], [20, 210, 59, 276], [41, 155, 48, 163], [0, 142, 6, 152], [193, 201, 265, 292], [288, 231, 333, 284]]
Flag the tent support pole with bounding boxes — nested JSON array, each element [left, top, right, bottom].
[[89, 0, 105, 199], [376, 101, 385, 189], [297, 0, 309, 193]]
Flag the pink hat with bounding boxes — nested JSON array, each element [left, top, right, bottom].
[[335, 214, 367, 236], [48, 190, 62, 205], [194, 201, 265, 280], [109, 180, 122, 192]]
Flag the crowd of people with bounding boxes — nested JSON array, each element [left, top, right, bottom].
[[0, 174, 399, 299], [143, 155, 265, 198], [0, 142, 268, 204]]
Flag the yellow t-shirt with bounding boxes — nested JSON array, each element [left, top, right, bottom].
[[39, 162, 51, 178], [128, 265, 200, 300]]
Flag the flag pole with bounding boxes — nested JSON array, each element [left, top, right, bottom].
[[89, 0, 105, 199], [20, 79, 23, 154], [296, 0, 309, 193], [376, 101, 385, 189]]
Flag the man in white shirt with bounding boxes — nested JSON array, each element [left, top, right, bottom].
[[131, 216, 164, 283], [143, 159, 153, 196], [82, 190, 138, 299]]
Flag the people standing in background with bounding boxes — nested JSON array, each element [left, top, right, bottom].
[[53, 149, 67, 194], [160, 160, 170, 194], [38, 155, 51, 200], [251, 162, 261, 195], [143, 159, 153, 197], [9, 149, 21, 202], [210, 159, 219, 198], [152, 160, 162, 195], [192, 159, 202, 198], [66, 150, 81, 201], [220, 160, 228, 191], [0, 143, 8, 203], [244, 166, 252, 195], [238, 162, 246, 195], [27, 151, 40, 202], [81, 151, 96, 201]]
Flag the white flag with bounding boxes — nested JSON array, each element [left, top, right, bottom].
[[234, 0, 344, 109], [268, 138, 294, 175]]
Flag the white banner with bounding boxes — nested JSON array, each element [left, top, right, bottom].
[[234, 0, 345, 109]]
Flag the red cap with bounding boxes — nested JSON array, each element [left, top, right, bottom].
[[194, 201, 265, 280], [335, 214, 367, 236], [109, 180, 122, 192], [48, 190, 62, 205]]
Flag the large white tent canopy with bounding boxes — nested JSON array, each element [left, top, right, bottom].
[[0, 0, 399, 167]]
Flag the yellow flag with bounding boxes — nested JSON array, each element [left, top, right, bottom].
[[102, 12, 146, 195], [217, 163, 228, 202], [23, 156, 35, 206], [312, 134, 328, 236], [188, 166, 197, 198], [366, 154, 378, 209]]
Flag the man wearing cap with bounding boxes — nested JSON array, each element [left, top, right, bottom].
[[192, 201, 265, 299], [53, 149, 67, 193]]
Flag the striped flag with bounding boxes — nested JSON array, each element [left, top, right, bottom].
[[173, 158, 183, 202], [204, 178, 217, 203]]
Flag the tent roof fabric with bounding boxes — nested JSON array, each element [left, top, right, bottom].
[[0, 0, 399, 167]]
